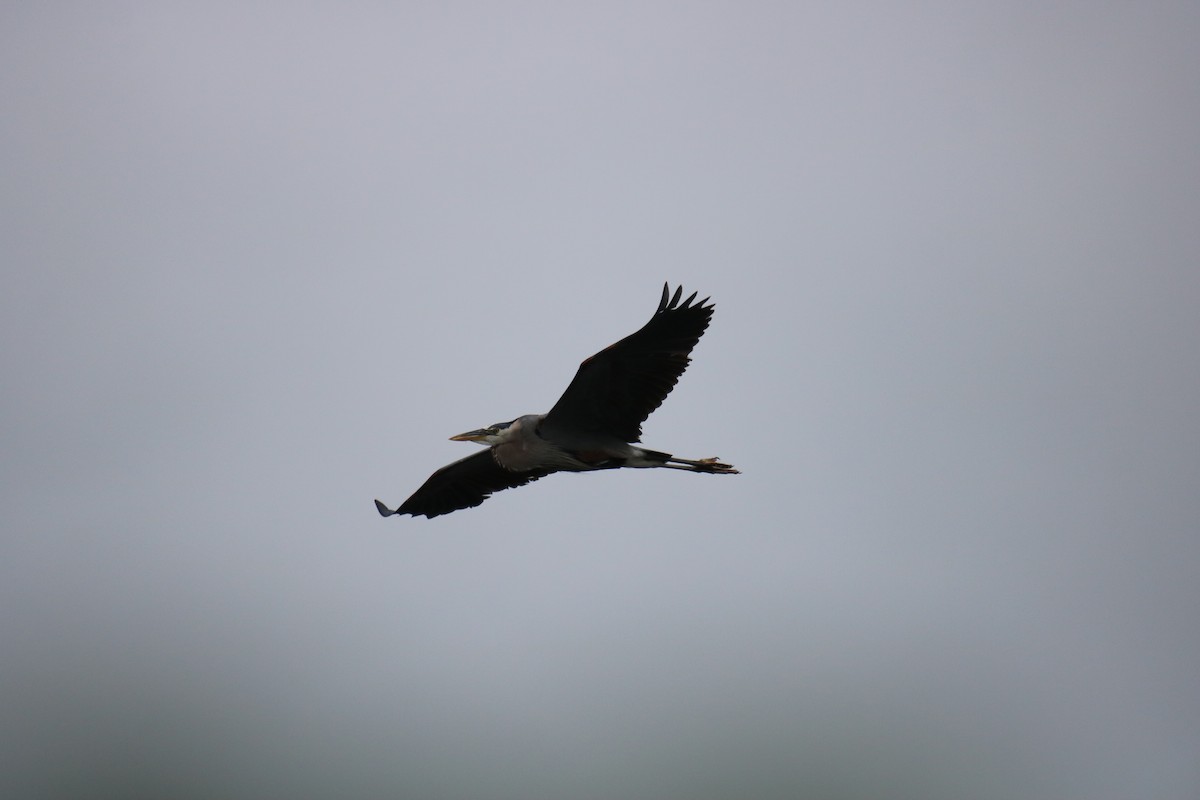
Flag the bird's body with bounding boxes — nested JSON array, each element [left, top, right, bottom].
[[375, 284, 737, 519]]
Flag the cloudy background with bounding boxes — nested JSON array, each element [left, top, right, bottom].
[[3, 3, 1198, 798]]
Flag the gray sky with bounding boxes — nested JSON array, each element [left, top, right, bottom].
[[3, 3, 1198, 798]]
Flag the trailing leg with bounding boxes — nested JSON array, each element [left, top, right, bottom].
[[627, 447, 739, 473], [664, 455, 739, 473]]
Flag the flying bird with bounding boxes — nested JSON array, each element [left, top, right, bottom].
[[375, 283, 738, 519]]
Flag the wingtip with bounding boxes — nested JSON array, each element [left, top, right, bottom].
[[374, 499, 397, 517], [657, 283, 715, 315]]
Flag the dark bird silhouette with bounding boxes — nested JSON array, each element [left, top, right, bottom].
[[375, 283, 738, 519]]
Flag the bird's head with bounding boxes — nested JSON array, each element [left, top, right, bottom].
[[449, 420, 514, 446]]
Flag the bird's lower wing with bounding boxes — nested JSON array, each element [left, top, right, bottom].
[[376, 450, 548, 519]]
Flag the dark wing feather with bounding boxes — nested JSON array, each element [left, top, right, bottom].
[[376, 450, 549, 519], [542, 283, 714, 443]]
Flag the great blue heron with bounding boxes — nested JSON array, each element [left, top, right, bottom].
[[375, 283, 738, 519]]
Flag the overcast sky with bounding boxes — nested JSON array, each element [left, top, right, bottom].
[[3, 3, 1199, 798]]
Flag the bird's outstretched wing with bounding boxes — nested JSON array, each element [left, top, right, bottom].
[[541, 283, 714, 443], [375, 451, 549, 519]]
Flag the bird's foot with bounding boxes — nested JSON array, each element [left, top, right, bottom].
[[697, 457, 739, 474]]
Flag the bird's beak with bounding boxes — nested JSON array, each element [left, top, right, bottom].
[[449, 429, 490, 442]]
